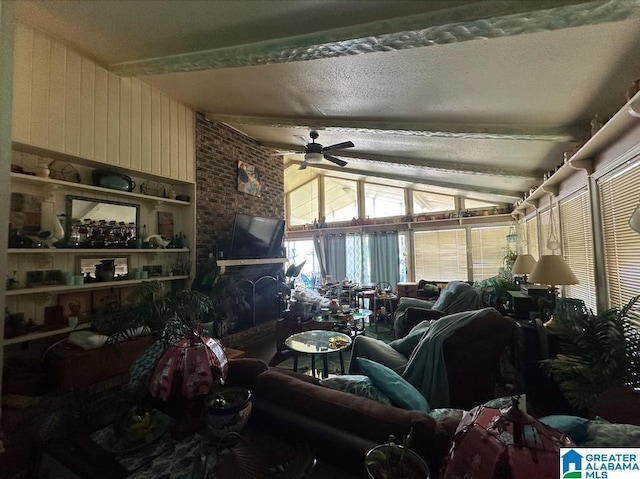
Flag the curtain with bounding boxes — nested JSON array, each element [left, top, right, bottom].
[[324, 234, 347, 282], [368, 231, 399, 288], [313, 235, 327, 279], [346, 233, 365, 284]]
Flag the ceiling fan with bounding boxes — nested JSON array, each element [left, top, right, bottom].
[[298, 130, 354, 170]]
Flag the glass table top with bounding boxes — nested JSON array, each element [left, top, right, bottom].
[[285, 330, 352, 354]]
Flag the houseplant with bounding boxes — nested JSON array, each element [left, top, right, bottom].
[[191, 256, 251, 336], [364, 430, 430, 479], [543, 294, 640, 412]]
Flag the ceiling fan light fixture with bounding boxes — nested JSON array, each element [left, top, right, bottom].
[[304, 152, 323, 163]]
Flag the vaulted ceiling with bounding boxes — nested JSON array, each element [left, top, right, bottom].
[[15, 0, 640, 206]]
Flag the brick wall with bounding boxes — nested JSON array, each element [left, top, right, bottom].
[[195, 113, 285, 280]]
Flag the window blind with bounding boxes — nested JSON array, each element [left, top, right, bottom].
[[560, 189, 596, 312], [598, 160, 640, 313], [470, 225, 511, 281], [414, 229, 467, 281]]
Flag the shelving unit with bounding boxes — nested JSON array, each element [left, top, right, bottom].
[[10, 172, 191, 206], [4, 323, 92, 346], [5, 275, 189, 296], [8, 248, 189, 254], [511, 91, 640, 217]]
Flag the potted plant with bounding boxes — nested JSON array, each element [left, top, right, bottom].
[[191, 256, 250, 336], [364, 429, 430, 479], [543, 294, 640, 413]]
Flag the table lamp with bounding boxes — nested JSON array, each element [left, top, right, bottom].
[[511, 254, 537, 284], [528, 254, 578, 323], [149, 335, 228, 438]]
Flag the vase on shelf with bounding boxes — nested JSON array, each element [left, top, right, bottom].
[[95, 259, 115, 282]]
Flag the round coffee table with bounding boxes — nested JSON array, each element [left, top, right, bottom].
[[285, 330, 352, 379]]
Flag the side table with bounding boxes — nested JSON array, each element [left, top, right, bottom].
[[285, 330, 352, 379]]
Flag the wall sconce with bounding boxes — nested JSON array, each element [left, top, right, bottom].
[[512, 254, 537, 284]]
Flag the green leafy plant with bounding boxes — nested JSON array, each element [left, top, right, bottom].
[[191, 256, 250, 328], [543, 294, 640, 411], [94, 280, 213, 347], [365, 429, 428, 479]]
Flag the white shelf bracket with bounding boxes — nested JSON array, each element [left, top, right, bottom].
[[568, 158, 594, 175], [540, 184, 559, 196], [628, 103, 640, 118], [45, 183, 61, 201]]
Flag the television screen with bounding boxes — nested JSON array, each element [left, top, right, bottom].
[[229, 214, 285, 259]]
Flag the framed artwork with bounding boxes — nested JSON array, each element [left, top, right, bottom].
[[92, 289, 120, 315], [58, 291, 92, 322], [237, 160, 262, 197], [157, 211, 174, 239], [10, 192, 42, 234]]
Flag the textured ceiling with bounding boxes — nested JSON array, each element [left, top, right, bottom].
[[14, 0, 640, 205]]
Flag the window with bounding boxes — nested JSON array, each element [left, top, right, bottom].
[[559, 189, 596, 312], [288, 180, 318, 226], [598, 160, 640, 310], [412, 191, 455, 214], [284, 239, 321, 289], [464, 198, 500, 211], [324, 177, 357, 222], [414, 229, 467, 281], [365, 183, 405, 219], [470, 225, 511, 281]]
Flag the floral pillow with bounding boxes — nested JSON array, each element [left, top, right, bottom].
[[320, 375, 392, 405]]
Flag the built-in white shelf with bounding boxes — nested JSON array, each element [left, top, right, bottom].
[[5, 275, 189, 296], [217, 258, 288, 275], [10, 172, 191, 206], [512, 89, 640, 217], [7, 248, 189, 254], [285, 214, 514, 240], [3, 323, 91, 346]]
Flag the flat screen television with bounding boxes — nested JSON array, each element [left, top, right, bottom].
[[229, 214, 285, 259]]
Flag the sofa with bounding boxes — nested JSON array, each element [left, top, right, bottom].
[[225, 358, 460, 477]]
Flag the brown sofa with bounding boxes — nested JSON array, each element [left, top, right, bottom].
[[225, 358, 459, 477]]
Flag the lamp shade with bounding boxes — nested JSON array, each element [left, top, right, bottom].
[[149, 336, 228, 400], [529, 254, 579, 286], [512, 254, 537, 275], [304, 152, 323, 163]]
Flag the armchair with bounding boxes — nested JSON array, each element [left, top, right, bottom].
[[393, 281, 484, 338], [350, 307, 517, 410]]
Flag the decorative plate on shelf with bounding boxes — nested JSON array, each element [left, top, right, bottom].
[[49, 160, 81, 183]]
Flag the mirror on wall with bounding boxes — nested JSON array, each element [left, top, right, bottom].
[[65, 196, 140, 248]]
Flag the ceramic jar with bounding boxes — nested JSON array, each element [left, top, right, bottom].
[[95, 259, 115, 282], [36, 161, 50, 178]]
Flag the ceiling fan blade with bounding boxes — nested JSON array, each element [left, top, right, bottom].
[[298, 161, 309, 170], [324, 155, 348, 167], [322, 141, 354, 153]]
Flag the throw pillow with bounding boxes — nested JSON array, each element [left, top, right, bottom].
[[580, 418, 640, 447], [357, 358, 430, 413], [539, 415, 590, 443], [389, 320, 431, 357], [320, 375, 392, 405]]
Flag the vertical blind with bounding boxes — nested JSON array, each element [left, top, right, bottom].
[[470, 225, 511, 281], [559, 189, 596, 312], [414, 229, 467, 281], [598, 160, 640, 311]]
